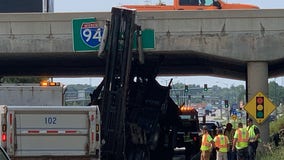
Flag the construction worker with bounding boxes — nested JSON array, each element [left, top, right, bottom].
[[232, 122, 249, 160], [214, 128, 229, 160], [200, 125, 214, 160], [246, 118, 260, 160], [224, 123, 236, 160]]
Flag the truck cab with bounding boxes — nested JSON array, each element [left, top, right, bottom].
[[176, 0, 259, 10]]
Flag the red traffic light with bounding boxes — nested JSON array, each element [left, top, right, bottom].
[[256, 97, 264, 104]]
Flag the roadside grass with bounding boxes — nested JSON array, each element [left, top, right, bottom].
[[270, 116, 284, 134], [257, 145, 284, 160], [257, 115, 284, 160]]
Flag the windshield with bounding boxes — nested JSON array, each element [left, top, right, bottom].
[[180, 114, 197, 120], [179, 0, 213, 6]]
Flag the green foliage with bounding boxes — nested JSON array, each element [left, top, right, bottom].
[[269, 81, 284, 106], [171, 82, 246, 105], [270, 115, 284, 134], [1, 76, 48, 83], [64, 100, 89, 106], [67, 84, 94, 90], [258, 115, 284, 159], [257, 146, 284, 160], [172, 82, 194, 89], [170, 81, 284, 111]]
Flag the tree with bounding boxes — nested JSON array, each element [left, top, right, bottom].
[[269, 81, 284, 106], [1, 76, 49, 83]]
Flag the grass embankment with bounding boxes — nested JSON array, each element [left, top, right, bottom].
[[270, 116, 284, 134], [256, 116, 284, 160], [257, 146, 284, 160]]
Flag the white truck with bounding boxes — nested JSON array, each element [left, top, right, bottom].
[[0, 82, 65, 106], [0, 105, 101, 160]]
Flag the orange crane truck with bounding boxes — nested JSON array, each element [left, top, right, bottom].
[[122, 0, 259, 10]]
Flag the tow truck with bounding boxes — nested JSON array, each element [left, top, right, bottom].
[[176, 105, 201, 159], [122, 0, 259, 10]]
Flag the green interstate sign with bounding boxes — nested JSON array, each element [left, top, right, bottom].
[[72, 17, 155, 52]]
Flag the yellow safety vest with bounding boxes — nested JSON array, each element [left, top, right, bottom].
[[234, 128, 248, 149], [214, 135, 229, 152], [200, 133, 212, 151], [247, 125, 261, 142]]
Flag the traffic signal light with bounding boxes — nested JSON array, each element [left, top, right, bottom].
[[201, 95, 204, 99], [184, 85, 189, 92], [204, 84, 208, 91], [224, 100, 229, 108], [256, 96, 264, 118], [188, 95, 191, 100]]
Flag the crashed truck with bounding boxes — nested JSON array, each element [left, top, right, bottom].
[[89, 7, 200, 160]]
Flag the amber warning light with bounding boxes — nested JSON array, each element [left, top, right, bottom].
[[40, 81, 61, 87], [180, 106, 194, 111]]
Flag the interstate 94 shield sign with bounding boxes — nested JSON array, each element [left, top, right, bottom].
[[72, 17, 104, 52], [80, 22, 103, 48]]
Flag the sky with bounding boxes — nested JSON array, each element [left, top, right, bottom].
[[53, 0, 284, 87]]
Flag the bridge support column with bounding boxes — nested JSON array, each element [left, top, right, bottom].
[[247, 61, 269, 144]]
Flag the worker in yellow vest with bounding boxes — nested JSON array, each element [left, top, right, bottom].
[[214, 128, 229, 160], [232, 122, 249, 160], [200, 125, 215, 160], [246, 118, 260, 160]]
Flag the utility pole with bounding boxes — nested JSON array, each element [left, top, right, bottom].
[[220, 100, 223, 120]]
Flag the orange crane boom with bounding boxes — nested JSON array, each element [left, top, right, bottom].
[[122, 0, 259, 11]]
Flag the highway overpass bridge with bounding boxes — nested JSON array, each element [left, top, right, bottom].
[[0, 9, 283, 80], [0, 9, 283, 143]]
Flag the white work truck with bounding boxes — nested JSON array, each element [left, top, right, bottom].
[[0, 105, 101, 160], [0, 82, 65, 106]]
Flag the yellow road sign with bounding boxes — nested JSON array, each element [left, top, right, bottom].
[[244, 92, 276, 124], [231, 115, 237, 120]]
